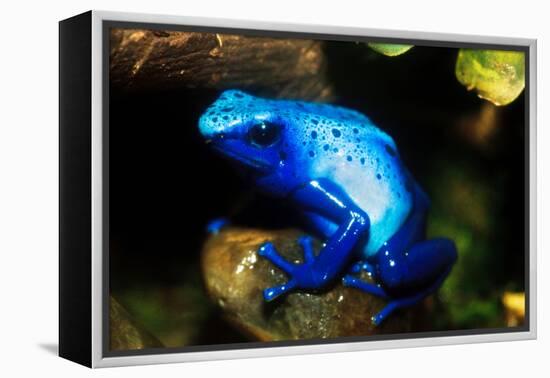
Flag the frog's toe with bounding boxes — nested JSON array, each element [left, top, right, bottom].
[[349, 260, 376, 277], [206, 217, 230, 234], [371, 300, 402, 326], [349, 264, 361, 274], [298, 235, 315, 263], [258, 242, 295, 274], [342, 274, 357, 286], [263, 279, 297, 301], [342, 275, 388, 298], [371, 312, 386, 326]]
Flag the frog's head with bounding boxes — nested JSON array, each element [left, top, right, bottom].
[[199, 90, 304, 196], [199, 90, 283, 173]]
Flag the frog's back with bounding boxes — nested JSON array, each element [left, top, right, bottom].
[[203, 91, 414, 257], [284, 100, 414, 257]]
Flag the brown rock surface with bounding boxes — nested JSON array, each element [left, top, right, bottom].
[[201, 227, 427, 341]]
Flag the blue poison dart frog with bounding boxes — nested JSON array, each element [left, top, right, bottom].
[[199, 90, 457, 325]]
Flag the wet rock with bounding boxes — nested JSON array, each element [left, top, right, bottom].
[[201, 227, 428, 341], [110, 296, 164, 351]]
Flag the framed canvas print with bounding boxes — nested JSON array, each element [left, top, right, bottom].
[[59, 10, 537, 368]]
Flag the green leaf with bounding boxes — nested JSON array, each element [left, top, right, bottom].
[[455, 49, 525, 106], [368, 43, 414, 56]]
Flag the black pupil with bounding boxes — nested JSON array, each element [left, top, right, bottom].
[[249, 121, 279, 147]]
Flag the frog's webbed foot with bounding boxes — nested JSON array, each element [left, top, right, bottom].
[[258, 236, 320, 301], [259, 179, 371, 302]]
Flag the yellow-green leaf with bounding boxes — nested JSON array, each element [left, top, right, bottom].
[[455, 49, 525, 106], [368, 43, 414, 57]]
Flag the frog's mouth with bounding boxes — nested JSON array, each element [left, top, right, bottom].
[[209, 141, 272, 173]]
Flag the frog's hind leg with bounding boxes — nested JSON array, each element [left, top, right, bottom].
[[344, 239, 456, 325], [371, 247, 454, 325], [343, 181, 457, 325]]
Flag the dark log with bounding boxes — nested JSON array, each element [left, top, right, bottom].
[[109, 28, 332, 101]]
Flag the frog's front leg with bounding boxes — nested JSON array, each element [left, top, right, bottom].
[[258, 178, 370, 301]]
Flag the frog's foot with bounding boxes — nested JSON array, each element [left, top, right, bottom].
[[206, 217, 230, 234], [258, 236, 319, 301]]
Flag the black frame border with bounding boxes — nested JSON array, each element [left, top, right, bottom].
[[59, 11, 93, 367]]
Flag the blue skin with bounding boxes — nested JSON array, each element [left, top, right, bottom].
[[199, 90, 457, 325]]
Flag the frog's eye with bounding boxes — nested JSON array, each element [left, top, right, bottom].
[[248, 121, 280, 148]]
